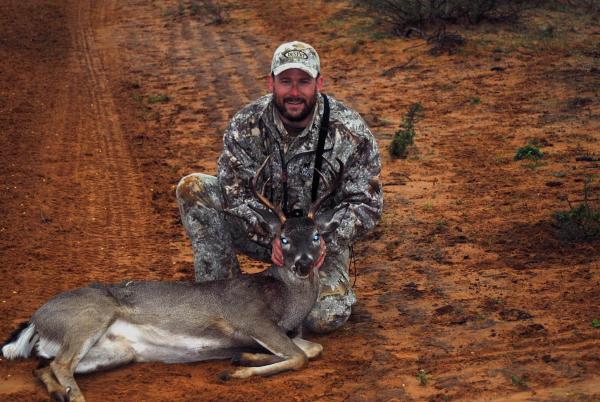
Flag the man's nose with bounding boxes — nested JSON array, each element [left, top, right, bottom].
[[289, 84, 300, 96]]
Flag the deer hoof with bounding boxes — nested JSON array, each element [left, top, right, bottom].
[[228, 367, 253, 379], [218, 371, 232, 382], [230, 354, 242, 366]]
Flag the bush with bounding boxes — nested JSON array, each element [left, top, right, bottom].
[[190, 0, 226, 24], [553, 177, 600, 242], [514, 144, 543, 161], [389, 102, 423, 159], [357, 0, 533, 33], [554, 204, 600, 242]]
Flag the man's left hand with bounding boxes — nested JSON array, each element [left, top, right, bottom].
[[315, 237, 326, 270]]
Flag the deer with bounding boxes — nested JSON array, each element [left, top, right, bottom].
[[2, 157, 344, 402]]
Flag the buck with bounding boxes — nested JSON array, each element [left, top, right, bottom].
[[2, 157, 344, 402]]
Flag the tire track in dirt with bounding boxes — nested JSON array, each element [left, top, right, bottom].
[[65, 0, 157, 277], [166, 0, 268, 139], [1, 1, 165, 399], [22, 0, 161, 289]]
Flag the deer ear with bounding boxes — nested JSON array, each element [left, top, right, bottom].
[[249, 204, 281, 235], [315, 210, 339, 239]]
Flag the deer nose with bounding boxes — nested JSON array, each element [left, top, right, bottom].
[[295, 254, 314, 275]]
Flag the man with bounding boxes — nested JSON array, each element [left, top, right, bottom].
[[176, 41, 382, 333]]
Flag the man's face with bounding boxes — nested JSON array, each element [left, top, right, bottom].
[[269, 69, 324, 126]]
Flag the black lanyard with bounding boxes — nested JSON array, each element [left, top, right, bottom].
[[311, 93, 330, 203]]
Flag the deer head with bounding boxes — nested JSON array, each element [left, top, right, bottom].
[[250, 156, 344, 277]]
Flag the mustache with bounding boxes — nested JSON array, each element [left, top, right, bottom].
[[283, 97, 306, 104]]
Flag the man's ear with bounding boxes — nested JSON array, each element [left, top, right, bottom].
[[316, 74, 324, 92], [268, 74, 274, 92]]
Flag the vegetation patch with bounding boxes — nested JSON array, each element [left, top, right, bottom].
[[355, 0, 534, 34], [190, 0, 227, 25], [553, 176, 600, 242], [510, 374, 528, 388], [147, 94, 170, 104], [389, 102, 423, 159], [417, 369, 429, 386], [514, 144, 543, 161]]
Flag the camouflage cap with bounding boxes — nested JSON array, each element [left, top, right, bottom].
[[271, 41, 320, 78]]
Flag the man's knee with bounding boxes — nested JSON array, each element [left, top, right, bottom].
[[176, 173, 220, 212], [304, 287, 356, 334]]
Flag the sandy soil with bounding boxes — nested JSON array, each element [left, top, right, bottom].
[[1, 0, 599, 401]]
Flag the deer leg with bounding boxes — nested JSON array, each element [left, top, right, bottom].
[[234, 352, 283, 367], [223, 323, 308, 379], [34, 365, 68, 402], [235, 337, 322, 366], [47, 315, 115, 402], [292, 337, 323, 360]]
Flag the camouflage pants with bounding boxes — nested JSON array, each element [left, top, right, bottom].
[[176, 173, 356, 333]]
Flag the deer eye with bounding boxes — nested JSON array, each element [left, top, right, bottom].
[[312, 234, 320, 242], [280, 237, 289, 245]]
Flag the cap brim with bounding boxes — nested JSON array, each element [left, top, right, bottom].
[[272, 63, 318, 78]]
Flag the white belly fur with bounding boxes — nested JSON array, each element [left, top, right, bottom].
[[101, 319, 245, 363]]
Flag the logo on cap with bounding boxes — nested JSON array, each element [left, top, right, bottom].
[[283, 50, 309, 60]]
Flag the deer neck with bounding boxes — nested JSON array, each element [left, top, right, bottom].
[[269, 266, 320, 331]]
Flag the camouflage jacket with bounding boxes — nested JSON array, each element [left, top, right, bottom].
[[217, 93, 382, 248]]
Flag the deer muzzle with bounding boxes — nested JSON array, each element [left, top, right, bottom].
[[294, 254, 315, 277]]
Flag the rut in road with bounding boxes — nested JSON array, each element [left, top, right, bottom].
[[36, 0, 162, 288]]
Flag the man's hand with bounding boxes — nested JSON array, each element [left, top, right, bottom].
[[315, 237, 326, 270], [271, 238, 284, 267]]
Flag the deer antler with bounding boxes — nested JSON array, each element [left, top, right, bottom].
[[307, 158, 344, 220], [251, 156, 287, 224]]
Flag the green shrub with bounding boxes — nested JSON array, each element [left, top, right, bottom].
[[554, 203, 600, 242], [514, 144, 543, 160], [356, 0, 531, 33], [417, 369, 428, 386], [389, 102, 423, 159], [554, 177, 600, 242]]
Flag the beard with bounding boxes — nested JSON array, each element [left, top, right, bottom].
[[273, 92, 318, 123]]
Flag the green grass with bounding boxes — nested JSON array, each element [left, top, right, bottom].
[[147, 94, 170, 104], [511, 374, 527, 387], [417, 369, 428, 386], [514, 144, 543, 161]]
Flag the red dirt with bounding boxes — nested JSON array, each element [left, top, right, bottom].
[[1, 0, 599, 401]]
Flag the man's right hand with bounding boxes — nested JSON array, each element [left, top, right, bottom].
[[271, 238, 284, 266]]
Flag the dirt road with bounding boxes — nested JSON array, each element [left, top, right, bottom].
[[1, 0, 599, 401]]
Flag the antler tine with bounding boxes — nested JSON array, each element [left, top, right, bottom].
[[261, 177, 272, 196], [308, 158, 344, 220], [251, 156, 286, 224], [314, 168, 330, 190]]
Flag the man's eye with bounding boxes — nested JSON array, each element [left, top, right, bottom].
[[281, 237, 289, 245], [312, 234, 320, 242]]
